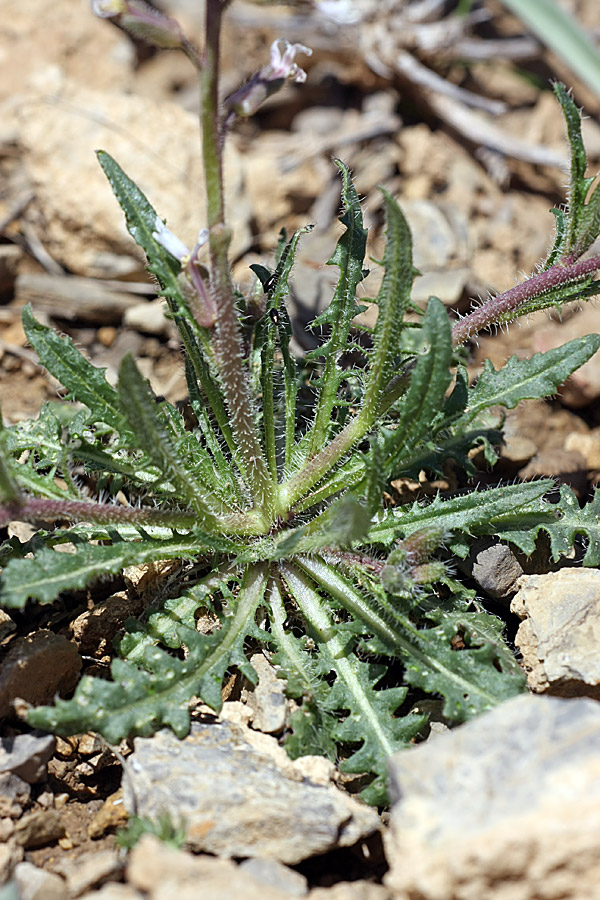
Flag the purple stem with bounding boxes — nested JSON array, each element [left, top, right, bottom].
[[451, 254, 600, 346], [0, 497, 197, 530], [322, 548, 385, 574]]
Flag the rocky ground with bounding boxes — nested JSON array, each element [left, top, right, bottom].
[[1, 1, 600, 898]]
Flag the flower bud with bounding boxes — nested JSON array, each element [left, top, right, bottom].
[[92, 0, 184, 50], [410, 562, 447, 586], [92, 0, 126, 16], [381, 564, 413, 597], [395, 527, 447, 566]]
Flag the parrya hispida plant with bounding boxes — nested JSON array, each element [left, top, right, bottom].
[[1, 0, 600, 805]]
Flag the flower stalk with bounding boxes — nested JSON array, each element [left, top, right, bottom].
[[200, 1, 273, 517], [452, 253, 600, 346]]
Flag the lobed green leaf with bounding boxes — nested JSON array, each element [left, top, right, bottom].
[[463, 333, 600, 424], [23, 307, 125, 432], [27, 563, 269, 739], [360, 188, 416, 424], [0, 536, 222, 608], [381, 297, 453, 474]]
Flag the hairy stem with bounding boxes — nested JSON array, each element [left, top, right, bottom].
[[0, 496, 266, 536], [278, 413, 368, 513], [452, 254, 600, 345], [200, 1, 273, 516]]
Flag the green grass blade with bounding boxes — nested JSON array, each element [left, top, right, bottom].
[[500, 0, 600, 99]]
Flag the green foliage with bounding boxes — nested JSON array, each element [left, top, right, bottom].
[[498, 1, 600, 102], [116, 814, 187, 850], [552, 84, 600, 260], [2, 67, 600, 808]]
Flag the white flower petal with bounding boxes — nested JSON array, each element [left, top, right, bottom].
[[152, 216, 190, 261]]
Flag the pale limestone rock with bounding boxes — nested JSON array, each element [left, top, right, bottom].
[[0, 773, 31, 818], [402, 199, 460, 272], [0, 733, 55, 784], [0, 0, 134, 103], [385, 694, 600, 900], [14, 862, 68, 900], [123, 720, 380, 864], [124, 300, 171, 337], [244, 653, 288, 734], [239, 858, 308, 896], [54, 850, 123, 897], [4, 75, 251, 278], [79, 887, 143, 900], [511, 569, 600, 697], [309, 885, 389, 900], [0, 841, 23, 885], [128, 835, 296, 900]]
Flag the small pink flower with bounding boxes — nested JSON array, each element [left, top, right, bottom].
[[266, 39, 312, 84], [226, 39, 312, 117]]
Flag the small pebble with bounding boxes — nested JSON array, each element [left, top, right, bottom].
[[97, 326, 117, 347]]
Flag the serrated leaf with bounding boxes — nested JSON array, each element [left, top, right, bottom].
[[268, 577, 341, 760], [307, 160, 367, 349], [262, 226, 312, 470], [121, 567, 239, 662], [280, 563, 424, 804], [27, 563, 268, 740], [305, 162, 367, 456], [398, 623, 525, 722], [23, 307, 125, 431], [296, 556, 525, 725], [495, 484, 600, 565], [382, 297, 453, 472], [97, 151, 182, 298], [0, 435, 20, 505], [544, 208, 568, 268], [552, 83, 600, 258], [361, 188, 416, 423], [463, 333, 600, 424], [0, 536, 224, 608], [369, 480, 553, 547], [118, 355, 222, 523]]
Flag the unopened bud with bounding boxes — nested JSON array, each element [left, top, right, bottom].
[[179, 257, 217, 329], [395, 527, 446, 566], [410, 562, 447, 586], [92, 0, 126, 16], [92, 0, 184, 50], [381, 564, 413, 597]]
